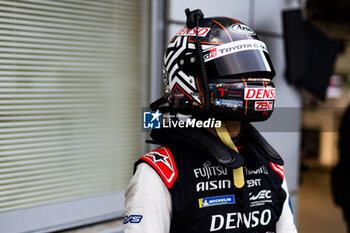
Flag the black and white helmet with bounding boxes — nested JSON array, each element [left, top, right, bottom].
[[162, 10, 276, 122]]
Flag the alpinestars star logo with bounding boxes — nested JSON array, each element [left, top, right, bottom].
[[146, 151, 173, 171], [140, 147, 178, 188]]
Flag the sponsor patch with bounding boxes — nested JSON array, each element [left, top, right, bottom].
[[140, 147, 178, 188], [270, 162, 284, 180], [249, 190, 272, 207], [215, 99, 243, 108], [210, 209, 272, 231], [196, 180, 232, 192], [244, 88, 276, 100], [255, 101, 273, 111], [199, 194, 235, 208], [176, 27, 211, 37], [247, 178, 262, 188], [249, 190, 271, 201], [230, 24, 256, 35], [123, 215, 143, 224], [245, 165, 269, 175], [203, 39, 268, 62], [193, 161, 228, 179]]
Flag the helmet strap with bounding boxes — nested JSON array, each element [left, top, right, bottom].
[[195, 39, 210, 110], [215, 122, 245, 189], [185, 8, 210, 110]]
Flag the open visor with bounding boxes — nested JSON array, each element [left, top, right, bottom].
[[203, 39, 275, 79]]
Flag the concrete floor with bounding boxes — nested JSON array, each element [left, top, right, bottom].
[[298, 170, 348, 233]]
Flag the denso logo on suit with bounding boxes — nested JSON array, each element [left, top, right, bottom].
[[210, 209, 272, 231]]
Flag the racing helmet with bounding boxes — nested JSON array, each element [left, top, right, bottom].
[[161, 9, 276, 122]]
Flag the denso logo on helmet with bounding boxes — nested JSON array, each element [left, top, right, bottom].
[[176, 27, 211, 37], [244, 88, 276, 100]]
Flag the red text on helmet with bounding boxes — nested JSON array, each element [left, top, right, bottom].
[[255, 101, 273, 111], [176, 27, 211, 37], [244, 88, 276, 100]]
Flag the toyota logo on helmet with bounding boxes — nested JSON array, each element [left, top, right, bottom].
[[153, 9, 276, 122]]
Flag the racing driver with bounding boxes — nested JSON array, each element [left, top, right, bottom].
[[123, 9, 297, 233]]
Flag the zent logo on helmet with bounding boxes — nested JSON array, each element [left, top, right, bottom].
[[244, 88, 275, 100], [255, 101, 273, 111]]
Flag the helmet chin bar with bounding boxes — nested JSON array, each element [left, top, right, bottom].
[[167, 78, 276, 122], [205, 79, 276, 122]]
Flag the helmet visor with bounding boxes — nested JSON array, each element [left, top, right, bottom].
[[203, 39, 275, 79]]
